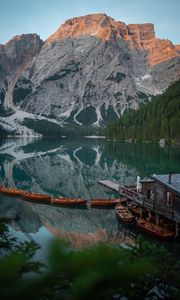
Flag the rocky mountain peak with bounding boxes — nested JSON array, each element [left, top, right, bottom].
[[0, 14, 180, 131], [46, 14, 156, 46], [0, 34, 42, 73], [46, 13, 179, 67], [46, 13, 123, 43], [0, 34, 43, 109], [2, 33, 42, 51]]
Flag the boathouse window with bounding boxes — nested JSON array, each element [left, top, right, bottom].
[[150, 190, 154, 200], [147, 190, 151, 199], [166, 190, 173, 207]]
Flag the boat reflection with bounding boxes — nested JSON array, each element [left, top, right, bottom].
[[0, 195, 136, 248]]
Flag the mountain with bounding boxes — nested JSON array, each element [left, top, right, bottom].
[[0, 13, 180, 131], [0, 34, 42, 110]]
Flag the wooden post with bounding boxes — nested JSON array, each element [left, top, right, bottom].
[[175, 222, 179, 238], [155, 214, 159, 224], [140, 208, 143, 218]]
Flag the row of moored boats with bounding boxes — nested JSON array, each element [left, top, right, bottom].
[[0, 185, 122, 206], [0, 185, 175, 239], [115, 202, 175, 239]]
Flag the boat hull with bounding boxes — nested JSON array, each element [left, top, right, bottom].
[[136, 219, 174, 239], [0, 187, 24, 196], [115, 203, 134, 223], [22, 192, 51, 201], [51, 198, 87, 205], [91, 199, 121, 207]]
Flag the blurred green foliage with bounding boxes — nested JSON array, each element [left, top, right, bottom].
[[0, 218, 180, 300]]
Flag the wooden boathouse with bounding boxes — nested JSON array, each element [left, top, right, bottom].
[[98, 173, 180, 237]]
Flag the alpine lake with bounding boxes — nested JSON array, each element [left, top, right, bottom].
[[0, 137, 180, 260]]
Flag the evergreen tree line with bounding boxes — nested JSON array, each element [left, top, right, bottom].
[[106, 80, 180, 143], [22, 118, 104, 138]]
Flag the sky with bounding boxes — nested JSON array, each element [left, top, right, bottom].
[[0, 0, 180, 44]]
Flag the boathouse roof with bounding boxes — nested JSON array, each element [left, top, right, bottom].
[[140, 177, 154, 183], [151, 174, 180, 194]]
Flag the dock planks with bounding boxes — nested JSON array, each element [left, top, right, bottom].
[[98, 180, 120, 193], [98, 180, 139, 202]]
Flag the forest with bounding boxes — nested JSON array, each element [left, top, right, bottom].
[[22, 118, 104, 137], [106, 80, 180, 143]]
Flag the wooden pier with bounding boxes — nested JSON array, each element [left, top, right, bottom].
[[98, 180, 180, 224], [98, 180, 141, 202], [98, 180, 120, 193]]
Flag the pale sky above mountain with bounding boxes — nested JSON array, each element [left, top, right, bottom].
[[0, 0, 179, 44]]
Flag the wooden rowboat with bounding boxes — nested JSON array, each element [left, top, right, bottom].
[[159, 218, 175, 230], [51, 197, 87, 205], [22, 192, 51, 201], [115, 203, 134, 223], [91, 199, 122, 207], [128, 203, 142, 215], [0, 186, 24, 196], [136, 218, 174, 239]]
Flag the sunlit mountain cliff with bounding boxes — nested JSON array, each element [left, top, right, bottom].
[[0, 14, 180, 132]]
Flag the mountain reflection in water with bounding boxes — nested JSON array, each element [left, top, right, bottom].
[[0, 138, 180, 248]]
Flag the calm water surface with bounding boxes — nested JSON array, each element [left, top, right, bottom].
[[0, 137, 180, 255]]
